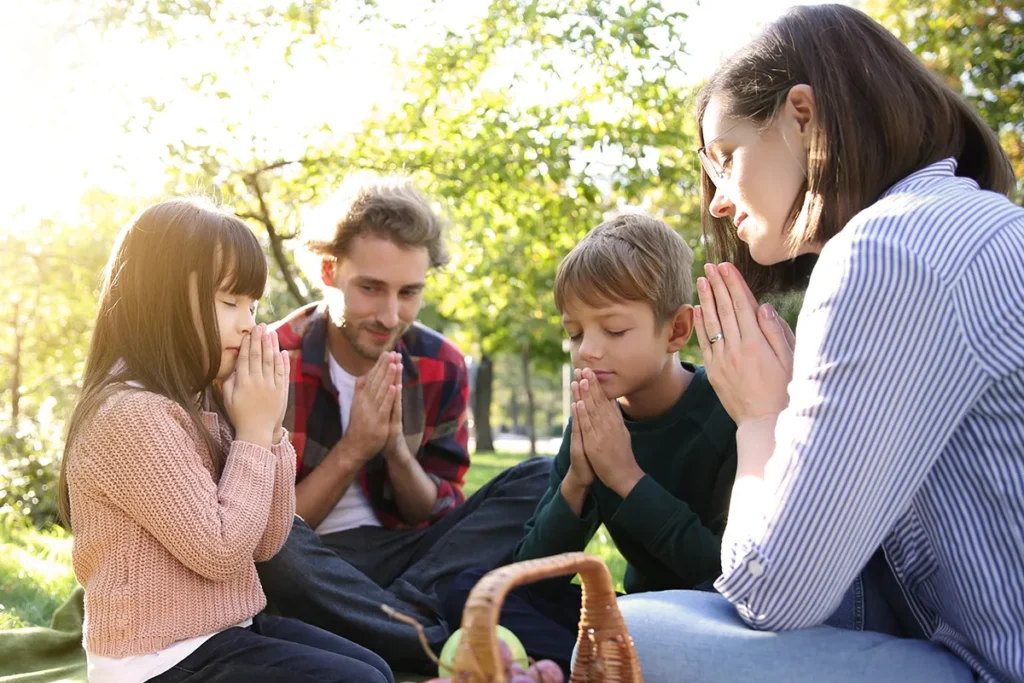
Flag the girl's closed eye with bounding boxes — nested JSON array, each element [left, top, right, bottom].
[[606, 329, 628, 337]]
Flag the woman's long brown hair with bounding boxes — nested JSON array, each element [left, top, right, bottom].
[[696, 3, 1016, 297], [58, 199, 267, 528]]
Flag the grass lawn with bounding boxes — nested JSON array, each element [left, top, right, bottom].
[[0, 451, 628, 632], [0, 516, 77, 630]]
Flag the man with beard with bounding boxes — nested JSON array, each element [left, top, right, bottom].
[[258, 174, 550, 675]]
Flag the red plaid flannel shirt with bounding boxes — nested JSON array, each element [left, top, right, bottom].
[[272, 302, 470, 529]]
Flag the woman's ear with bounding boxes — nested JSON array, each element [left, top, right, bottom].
[[666, 304, 695, 353], [785, 84, 816, 148]]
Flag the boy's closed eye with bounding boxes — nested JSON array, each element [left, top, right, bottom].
[[565, 329, 629, 342]]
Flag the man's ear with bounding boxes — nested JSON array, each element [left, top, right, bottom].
[[321, 259, 336, 288], [666, 304, 694, 353]]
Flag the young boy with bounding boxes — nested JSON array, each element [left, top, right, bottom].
[[442, 213, 738, 675]]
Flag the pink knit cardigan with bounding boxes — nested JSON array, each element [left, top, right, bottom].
[[66, 388, 296, 657]]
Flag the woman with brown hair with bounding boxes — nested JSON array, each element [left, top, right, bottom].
[[615, 5, 1023, 682], [58, 199, 394, 683]]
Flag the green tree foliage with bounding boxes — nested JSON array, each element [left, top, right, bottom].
[[867, 0, 1024, 197], [1, 191, 139, 525]]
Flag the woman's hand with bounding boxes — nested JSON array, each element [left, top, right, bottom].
[[223, 324, 290, 449], [693, 263, 796, 427]]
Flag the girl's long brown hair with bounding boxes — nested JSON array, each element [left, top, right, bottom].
[[696, 3, 1016, 297], [58, 199, 267, 528]]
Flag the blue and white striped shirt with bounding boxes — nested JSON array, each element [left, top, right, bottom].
[[715, 159, 1024, 682]]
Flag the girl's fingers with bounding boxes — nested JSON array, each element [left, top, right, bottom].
[[571, 380, 581, 402], [222, 374, 235, 404], [236, 331, 252, 379], [262, 326, 274, 377], [249, 324, 265, 376], [274, 349, 288, 387]]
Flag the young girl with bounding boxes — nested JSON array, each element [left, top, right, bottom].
[[615, 4, 1023, 683], [58, 199, 394, 683]]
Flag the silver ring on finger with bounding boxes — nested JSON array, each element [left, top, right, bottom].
[[709, 332, 724, 345]]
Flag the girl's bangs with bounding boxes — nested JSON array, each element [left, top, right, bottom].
[[216, 217, 267, 299]]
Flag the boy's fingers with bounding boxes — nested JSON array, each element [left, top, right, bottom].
[[570, 403, 584, 453], [576, 398, 596, 437], [583, 369, 609, 405]]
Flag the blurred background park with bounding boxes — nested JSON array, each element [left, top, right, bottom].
[[1, 0, 1021, 629]]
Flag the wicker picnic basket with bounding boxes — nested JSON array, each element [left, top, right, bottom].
[[452, 551, 643, 682]]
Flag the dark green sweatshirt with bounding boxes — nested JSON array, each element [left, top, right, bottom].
[[513, 363, 737, 594]]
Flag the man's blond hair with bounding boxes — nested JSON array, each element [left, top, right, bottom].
[[554, 213, 694, 323], [301, 173, 449, 270]]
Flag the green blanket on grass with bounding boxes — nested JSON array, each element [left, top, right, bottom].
[[0, 586, 86, 683], [0, 588, 431, 683]]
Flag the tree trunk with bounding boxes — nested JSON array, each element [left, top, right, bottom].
[[521, 342, 536, 455], [244, 173, 309, 307], [472, 354, 494, 452], [11, 301, 21, 424]]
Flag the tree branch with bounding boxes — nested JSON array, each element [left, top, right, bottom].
[[240, 175, 309, 307]]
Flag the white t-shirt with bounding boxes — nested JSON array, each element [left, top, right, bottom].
[[86, 617, 251, 683], [315, 354, 381, 535]]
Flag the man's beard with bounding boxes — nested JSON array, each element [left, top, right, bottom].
[[340, 319, 406, 361]]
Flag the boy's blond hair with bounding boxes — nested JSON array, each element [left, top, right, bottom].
[[554, 213, 694, 324]]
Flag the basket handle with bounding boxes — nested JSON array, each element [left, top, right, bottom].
[[454, 551, 643, 682]]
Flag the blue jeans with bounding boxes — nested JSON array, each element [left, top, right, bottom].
[[146, 613, 393, 683], [616, 591, 974, 683]]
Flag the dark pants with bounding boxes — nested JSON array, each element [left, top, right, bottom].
[[444, 548, 924, 680], [255, 456, 551, 675], [147, 613, 393, 683]]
